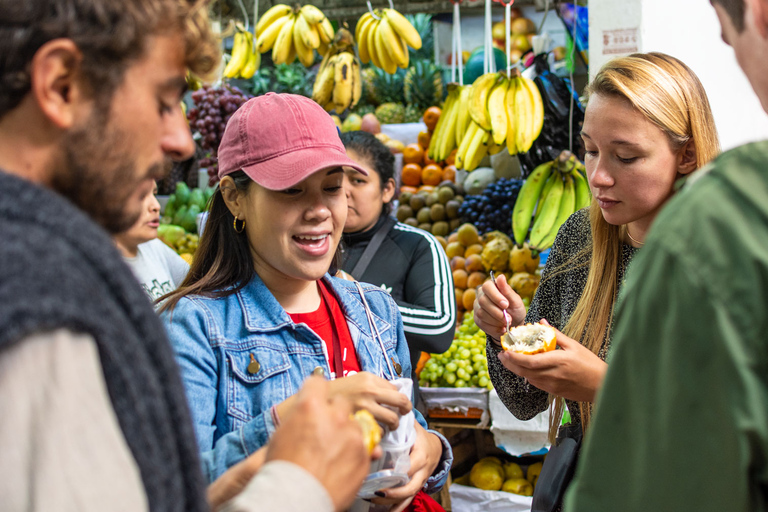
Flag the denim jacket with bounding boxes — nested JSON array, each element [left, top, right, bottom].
[[162, 273, 453, 488]]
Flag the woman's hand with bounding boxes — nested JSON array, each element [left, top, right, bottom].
[[327, 372, 412, 431], [371, 422, 443, 511], [474, 273, 528, 340], [497, 321, 608, 402]]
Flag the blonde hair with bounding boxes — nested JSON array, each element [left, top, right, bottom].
[[547, 52, 720, 442]]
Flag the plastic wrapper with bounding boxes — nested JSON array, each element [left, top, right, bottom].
[[448, 483, 533, 511]]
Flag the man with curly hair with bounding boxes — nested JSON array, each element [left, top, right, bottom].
[[0, 2, 374, 511]]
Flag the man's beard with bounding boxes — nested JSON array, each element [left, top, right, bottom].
[[50, 109, 170, 234]]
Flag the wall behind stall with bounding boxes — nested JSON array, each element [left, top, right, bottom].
[[590, 0, 768, 151], [434, 5, 568, 71]]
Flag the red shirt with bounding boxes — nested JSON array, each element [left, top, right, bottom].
[[288, 281, 361, 378]]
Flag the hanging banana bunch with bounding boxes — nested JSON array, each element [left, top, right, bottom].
[[356, 8, 421, 73], [255, 4, 335, 66], [443, 69, 545, 171], [311, 29, 362, 114], [223, 25, 260, 79], [511, 151, 591, 251]]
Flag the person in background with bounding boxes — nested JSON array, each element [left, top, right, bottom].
[[473, 52, 720, 510], [563, 0, 768, 510], [0, 1, 377, 511], [339, 131, 456, 407], [113, 181, 189, 300], [160, 93, 452, 512]]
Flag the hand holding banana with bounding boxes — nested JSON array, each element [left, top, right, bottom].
[[356, 9, 421, 73], [255, 4, 335, 66], [312, 29, 362, 114], [511, 151, 591, 252]]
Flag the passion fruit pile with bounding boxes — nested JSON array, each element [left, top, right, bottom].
[[396, 183, 464, 238]]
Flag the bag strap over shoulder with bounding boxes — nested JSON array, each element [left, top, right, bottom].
[[350, 216, 396, 279]]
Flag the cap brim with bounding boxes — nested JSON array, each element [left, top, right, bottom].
[[240, 145, 369, 191]]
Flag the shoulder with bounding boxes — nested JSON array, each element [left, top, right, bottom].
[[548, 207, 592, 258], [329, 276, 399, 315], [389, 222, 444, 256]]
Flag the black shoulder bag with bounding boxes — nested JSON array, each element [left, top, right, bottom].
[[531, 422, 583, 512]]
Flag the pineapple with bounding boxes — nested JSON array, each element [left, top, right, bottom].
[[375, 103, 406, 125], [404, 104, 422, 123], [406, 14, 434, 62], [352, 104, 375, 117], [404, 60, 444, 111], [362, 67, 377, 104], [371, 67, 406, 106]]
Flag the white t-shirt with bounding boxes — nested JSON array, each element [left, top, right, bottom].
[[123, 238, 189, 300]]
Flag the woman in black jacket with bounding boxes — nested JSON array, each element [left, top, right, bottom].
[[340, 131, 456, 395]]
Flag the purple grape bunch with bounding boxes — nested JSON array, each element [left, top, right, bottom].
[[187, 84, 249, 186], [458, 178, 524, 237]]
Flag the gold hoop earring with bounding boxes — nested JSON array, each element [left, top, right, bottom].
[[233, 217, 245, 233]]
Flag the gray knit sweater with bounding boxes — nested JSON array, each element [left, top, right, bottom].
[[0, 171, 209, 512]]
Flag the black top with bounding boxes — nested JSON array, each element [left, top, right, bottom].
[[0, 171, 208, 511], [487, 208, 638, 426], [342, 215, 456, 373]]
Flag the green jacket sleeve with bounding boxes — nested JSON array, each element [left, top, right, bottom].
[[564, 243, 768, 512]]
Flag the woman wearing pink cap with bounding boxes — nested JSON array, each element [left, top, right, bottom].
[[160, 93, 451, 511]]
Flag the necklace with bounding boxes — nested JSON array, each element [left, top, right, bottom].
[[626, 228, 644, 246]]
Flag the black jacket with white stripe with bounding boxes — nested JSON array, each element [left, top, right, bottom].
[[341, 215, 456, 377]]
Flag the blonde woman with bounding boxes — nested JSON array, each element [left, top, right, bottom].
[[473, 52, 720, 510]]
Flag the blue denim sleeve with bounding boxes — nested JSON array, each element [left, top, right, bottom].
[[162, 298, 277, 482], [390, 297, 453, 493]]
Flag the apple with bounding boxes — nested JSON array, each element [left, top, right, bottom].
[[360, 113, 381, 134]]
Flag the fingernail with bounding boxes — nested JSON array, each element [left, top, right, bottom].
[[374, 491, 386, 498]]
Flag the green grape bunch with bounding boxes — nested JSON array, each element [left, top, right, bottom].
[[419, 311, 494, 390]]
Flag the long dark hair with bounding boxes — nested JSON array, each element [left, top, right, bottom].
[[159, 170, 344, 312], [159, 171, 254, 312], [340, 130, 396, 215]]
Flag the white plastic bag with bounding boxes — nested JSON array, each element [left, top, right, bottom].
[[449, 483, 533, 512]]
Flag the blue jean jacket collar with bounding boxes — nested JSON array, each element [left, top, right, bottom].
[[237, 274, 393, 372]]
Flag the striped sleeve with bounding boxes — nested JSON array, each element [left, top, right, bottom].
[[392, 223, 456, 348]]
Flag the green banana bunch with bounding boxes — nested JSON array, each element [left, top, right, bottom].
[[511, 150, 592, 251], [356, 8, 421, 71], [531, 173, 575, 251], [256, 4, 334, 67], [512, 161, 554, 246], [311, 29, 361, 113]]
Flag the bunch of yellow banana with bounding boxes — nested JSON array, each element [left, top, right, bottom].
[[255, 4, 335, 67], [355, 9, 422, 74], [466, 71, 545, 157], [223, 27, 260, 79], [311, 29, 362, 114], [511, 151, 591, 251]]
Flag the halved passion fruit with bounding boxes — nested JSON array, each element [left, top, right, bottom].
[[501, 323, 557, 355]]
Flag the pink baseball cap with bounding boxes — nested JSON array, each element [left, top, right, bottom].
[[217, 93, 367, 189]]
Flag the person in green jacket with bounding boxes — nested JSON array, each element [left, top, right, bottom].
[[564, 0, 768, 510]]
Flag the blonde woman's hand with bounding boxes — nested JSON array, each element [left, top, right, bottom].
[[370, 422, 443, 511], [328, 372, 412, 431], [497, 321, 608, 402], [474, 273, 528, 340]]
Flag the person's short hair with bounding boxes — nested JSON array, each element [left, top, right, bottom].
[[340, 130, 397, 216], [0, 0, 220, 119], [339, 131, 396, 187], [711, 0, 746, 32]]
